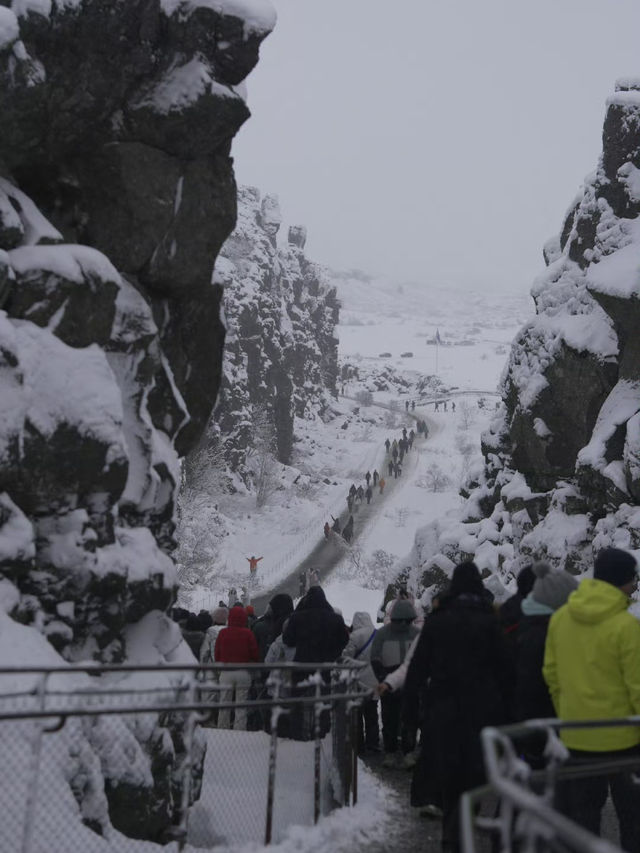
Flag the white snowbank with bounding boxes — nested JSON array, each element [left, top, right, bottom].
[[160, 0, 276, 37]]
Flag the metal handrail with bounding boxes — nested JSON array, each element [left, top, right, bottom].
[[461, 716, 640, 853]]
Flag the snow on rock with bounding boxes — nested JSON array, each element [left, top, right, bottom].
[[0, 0, 274, 842], [403, 79, 640, 595]]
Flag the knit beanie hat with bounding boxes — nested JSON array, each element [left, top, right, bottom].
[[390, 599, 416, 622], [532, 562, 578, 611], [593, 548, 638, 588], [211, 607, 228, 625]]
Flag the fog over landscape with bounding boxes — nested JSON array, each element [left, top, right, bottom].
[[234, 0, 640, 291]]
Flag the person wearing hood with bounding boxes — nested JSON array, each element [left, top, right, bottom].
[[343, 611, 380, 753], [543, 548, 640, 851], [515, 562, 577, 723], [253, 594, 293, 661], [371, 599, 419, 767], [264, 594, 295, 664], [403, 561, 513, 852], [214, 606, 259, 730], [282, 586, 349, 666], [282, 586, 349, 740]]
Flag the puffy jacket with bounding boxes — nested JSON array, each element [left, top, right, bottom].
[[282, 586, 349, 665], [370, 600, 419, 680], [343, 612, 378, 690], [543, 579, 640, 751], [215, 607, 259, 665]]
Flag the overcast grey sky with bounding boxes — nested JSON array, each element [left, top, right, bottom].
[[232, 0, 640, 293]]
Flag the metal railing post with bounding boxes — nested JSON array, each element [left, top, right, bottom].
[[21, 672, 49, 853], [264, 671, 282, 845], [313, 671, 322, 824]]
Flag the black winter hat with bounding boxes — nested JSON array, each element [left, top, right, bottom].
[[449, 561, 485, 599], [593, 548, 638, 588], [516, 565, 535, 597]]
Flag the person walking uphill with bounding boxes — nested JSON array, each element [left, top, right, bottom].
[[403, 561, 513, 852], [214, 605, 259, 730], [543, 548, 640, 851], [371, 599, 419, 768]]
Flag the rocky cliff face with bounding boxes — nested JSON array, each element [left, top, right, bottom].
[[207, 186, 339, 479], [0, 0, 274, 840], [409, 78, 640, 593]]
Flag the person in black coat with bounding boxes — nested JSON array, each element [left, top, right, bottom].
[[513, 562, 577, 767], [403, 562, 514, 853], [498, 564, 535, 641], [282, 586, 350, 740], [283, 586, 349, 666]]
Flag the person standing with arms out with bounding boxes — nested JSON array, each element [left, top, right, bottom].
[[246, 555, 263, 575], [543, 548, 640, 851]]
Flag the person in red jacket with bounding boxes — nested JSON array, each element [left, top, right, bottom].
[[215, 606, 259, 730]]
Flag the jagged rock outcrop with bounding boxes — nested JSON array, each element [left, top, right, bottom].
[[407, 78, 640, 595], [207, 186, 339, 477], [0, 0, 274, 840]]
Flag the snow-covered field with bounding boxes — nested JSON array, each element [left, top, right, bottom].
[[182, 277, 532, 627]]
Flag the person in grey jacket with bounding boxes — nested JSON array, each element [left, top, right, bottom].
[[370, 599, 419, 767], [343, 611, 379, 752]]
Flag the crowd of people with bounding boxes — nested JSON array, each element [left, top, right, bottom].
[[172, 546, 640, 851]]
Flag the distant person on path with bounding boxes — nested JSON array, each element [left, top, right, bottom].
[[452, 401, 456, 412], [349, 483, 357, 499], [308, 567, 320, 587], [331, 515, 341, 534], [373, 469, 379, 485], [365, 485, 373, 505], [411, 400, 415, 411], [405, 400, 409, 412], [214, 606, 259, 730], [435, 402, 439, 412], [379, 476, 386, 494], [402, 427, 407, 440], [392, 445, 398, 461], [246, 555, 263, 574], [357, 485, 364, 502], [347, 494, 354, 512], [388, 459, 394, 476], [323, 521, 331, 539], [385, 438, 391, 453], [342, 515, 354, 543], [543, 548, 640, 850], [365, 471, 371, 486]]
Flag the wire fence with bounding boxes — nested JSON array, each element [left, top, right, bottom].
[[462, 716, 640, 853], [0, 661, 367, 853]]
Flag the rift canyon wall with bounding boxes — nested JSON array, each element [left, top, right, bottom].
[[0, 0, 274, 840], [411, 78, 640, 593]]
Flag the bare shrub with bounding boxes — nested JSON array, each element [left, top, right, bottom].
[[457, 400, 476, 430], [416, 463, 451, 492]]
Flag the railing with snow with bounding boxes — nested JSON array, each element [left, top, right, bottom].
[[461, 716, 640, 852], [0, 661, 368, 852]]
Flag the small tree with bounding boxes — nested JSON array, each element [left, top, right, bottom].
[[248, 409, 280, 508], [417, 463, 451, 492]]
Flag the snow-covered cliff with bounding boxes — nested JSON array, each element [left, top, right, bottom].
[[0, 0, 274, 840], [408, 78, 640, 595], [204, 186, 339, 480]]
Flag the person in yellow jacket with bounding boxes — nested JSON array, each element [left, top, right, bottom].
[[543, 547, 640, 851]]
